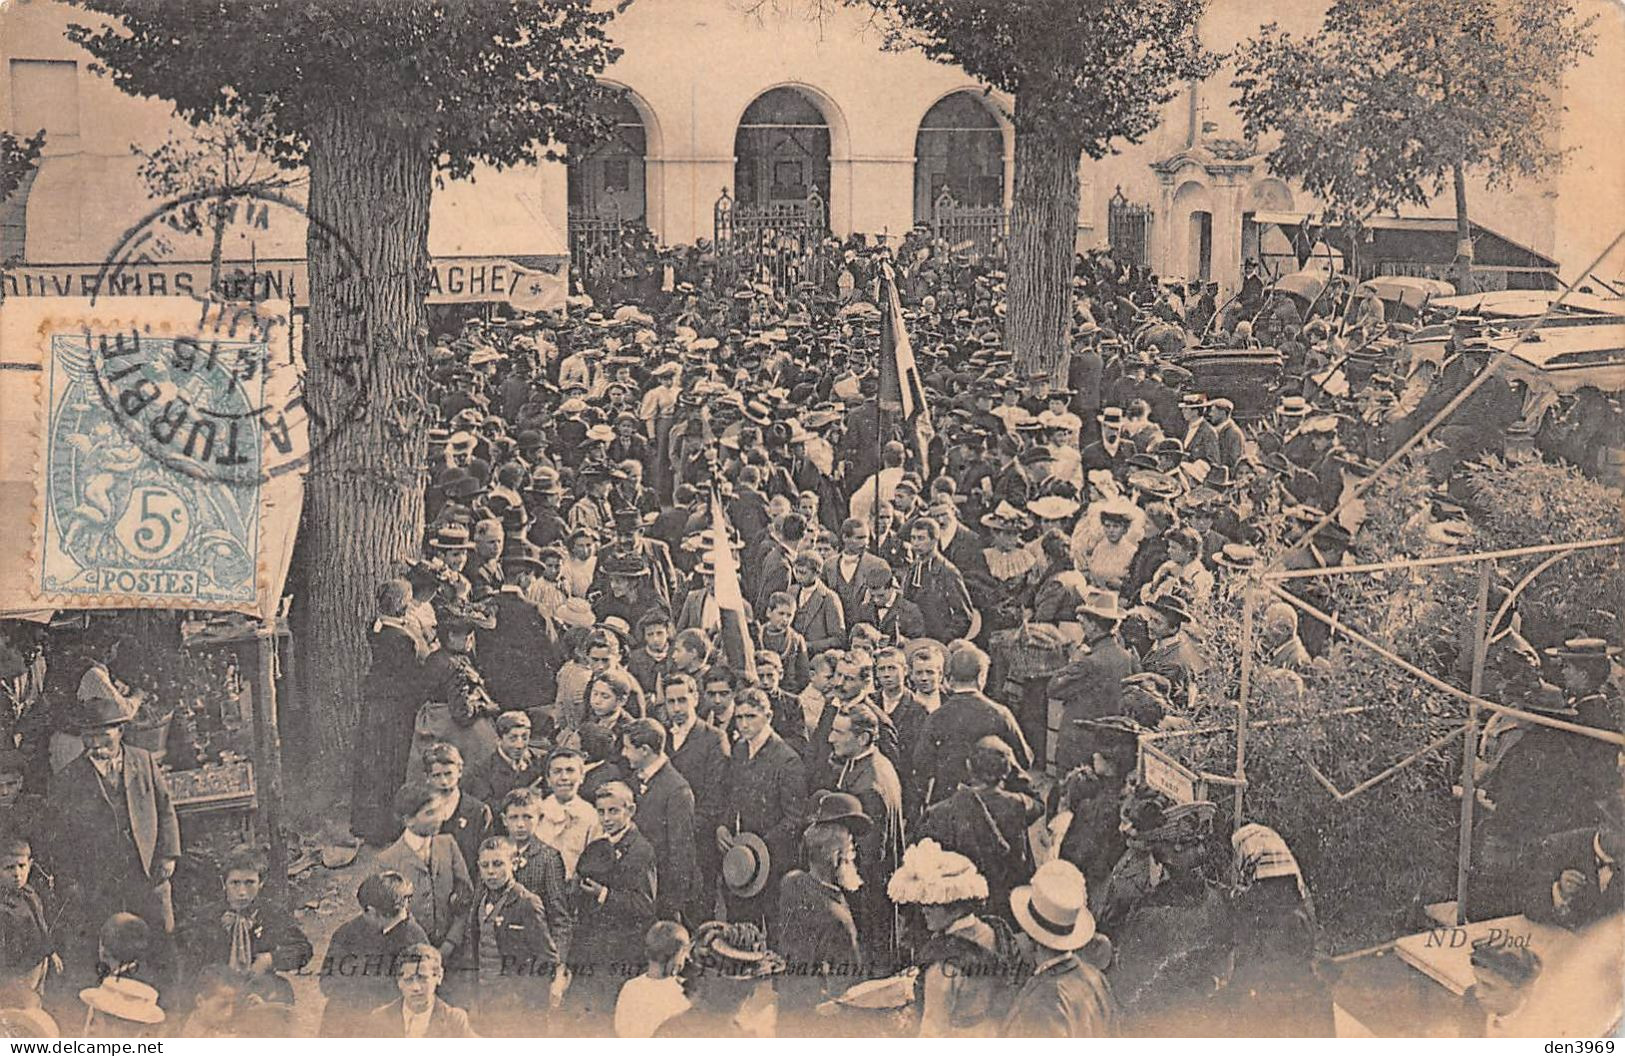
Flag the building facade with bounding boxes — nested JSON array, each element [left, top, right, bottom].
[[4, 0, 1621, 301]]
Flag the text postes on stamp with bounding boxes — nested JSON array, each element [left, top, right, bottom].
[[40, 330, 265, 607]]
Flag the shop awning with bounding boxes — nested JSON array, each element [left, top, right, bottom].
[[7, 162, 566, 311]]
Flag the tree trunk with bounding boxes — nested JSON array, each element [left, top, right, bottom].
[[1006, 90, 1083, 383], [1451, 161, 1474, 294], [296, 106, 432, 769]]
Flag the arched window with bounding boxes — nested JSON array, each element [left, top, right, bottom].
[[733, 87, 830, 211], [914, 91, 1004, 223], [567, 87, 648, 221]]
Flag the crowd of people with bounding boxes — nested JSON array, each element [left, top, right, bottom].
[[0, 232, 1619, 1039]]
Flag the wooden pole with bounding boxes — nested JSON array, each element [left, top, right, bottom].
[[253, 621, 290, 907], [1265, 583, 1625, 746], [1233, 589, 1255, 830], [1455, 563, 1491, 924], [1263, 536, 1624, 582]]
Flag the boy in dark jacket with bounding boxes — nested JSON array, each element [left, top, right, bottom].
[[317, 871, 429, 1037]]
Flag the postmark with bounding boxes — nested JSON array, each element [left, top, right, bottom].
[[83, 186, 378, 483]]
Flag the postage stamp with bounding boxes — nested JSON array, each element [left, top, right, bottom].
[[38, 329, 266, 606]]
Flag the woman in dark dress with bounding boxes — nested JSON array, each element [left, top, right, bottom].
[[1214, 823, 1334, 1037]]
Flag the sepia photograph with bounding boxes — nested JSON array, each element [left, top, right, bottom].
[[0, 0, 1621, 1042]]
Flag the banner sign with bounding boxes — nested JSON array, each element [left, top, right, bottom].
[[1, 256, 567, 312]]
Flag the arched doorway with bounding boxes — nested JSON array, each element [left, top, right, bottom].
[[1171, 180, 1215, 282], [567, 86, 648, 221], [733, 87, 831, 211], [914, 90, 1005, 223]]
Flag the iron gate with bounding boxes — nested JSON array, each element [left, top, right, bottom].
[[930, 189, 1008, 262], [713, 187, 828, 295], [1108, 186, 1155, 268], [568, 203, 625, 301]]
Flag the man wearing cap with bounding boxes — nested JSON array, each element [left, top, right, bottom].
[[1177, 395, 1222, 468], [1003, 859, 1116, 1037], [849, 560, 927, 643], [49, 669, 183, 954], [524, 467, 570, 550], [480, 546, 564, 711], [1205, 399, 1247, 469], [774, 791, 870, 1026], [1050, 591, 1141, 776]]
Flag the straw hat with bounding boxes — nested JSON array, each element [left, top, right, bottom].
[[887, 839, 988, 905], [721, 832, 772, 898], [79, 977, 165, 1026], [1010, 860, 1097, 951]]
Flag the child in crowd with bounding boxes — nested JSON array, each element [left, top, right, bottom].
[[317, 870, 429, 1037], [613, 920, 691, 1039]]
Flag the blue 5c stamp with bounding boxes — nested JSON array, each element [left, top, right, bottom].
[[39, 330, 265, 605]]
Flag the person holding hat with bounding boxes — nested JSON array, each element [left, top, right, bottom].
[[1002, 859, 1116, 1038], [887, 838, 1022, 1037], [718, 688, 808, 928], [774, 791, 872, 1026], [568, 781, 658, 1030], [47, 666, 182, 954], [654, 921, 784, 1038], [1050, 590, 1141, 776]]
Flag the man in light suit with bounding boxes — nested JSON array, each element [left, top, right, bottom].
[[621, 718, 698, 923], [824, 517, 890, 627], [789, 551, 846, 656], [49, 672, 182, 970], [374, 783, 475, 959]]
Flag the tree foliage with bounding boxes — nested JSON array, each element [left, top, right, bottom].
[[67, 0, 623, 178], [863, 0, 1214, 156], [0, 129, 46, 204], [1230, 0, 1596, 228], [132, 110, 304, 290]]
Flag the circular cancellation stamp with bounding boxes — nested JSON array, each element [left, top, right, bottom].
[[80, 186, 377, 485]]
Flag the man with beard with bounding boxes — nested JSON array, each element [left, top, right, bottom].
[[49, 676, 181, 970], [774, 793, 871, 1031]]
